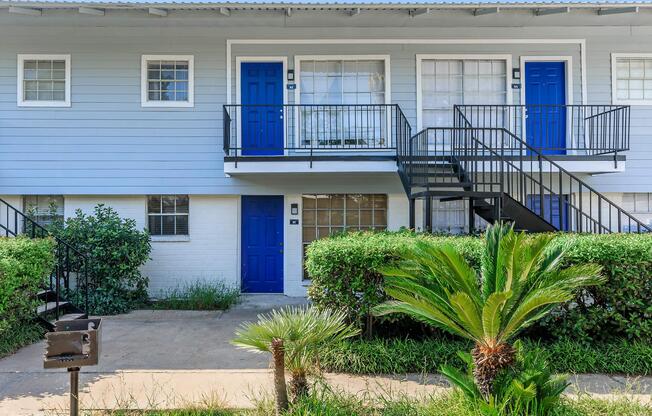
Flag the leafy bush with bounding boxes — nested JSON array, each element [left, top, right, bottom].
[[55, 204, 151, 315], [538, 233, 652, 342], [153, 281, 240, 310], [442, 341, 569, 416], [0, 237, 54, 353], [305, 231, 482, 335], [320, 338, 652, 376], [305, 231, 652, 342]]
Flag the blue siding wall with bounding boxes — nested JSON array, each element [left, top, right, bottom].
[[1, 12, 651, 194]]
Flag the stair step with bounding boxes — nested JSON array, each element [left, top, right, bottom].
[[37, 301, 70, 315], [416, 182, 473, 188], [51, 313, 85, 323]]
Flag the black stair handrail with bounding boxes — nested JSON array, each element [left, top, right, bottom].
[[0, 197, 89, 320], [453, 107, 651, 233]]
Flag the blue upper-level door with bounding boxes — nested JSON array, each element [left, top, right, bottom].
[[241, 195, 284, 293], [524, 61, 567, 155], [240, 62, 284, 155]]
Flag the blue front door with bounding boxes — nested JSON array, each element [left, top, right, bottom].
[[527, 194, 569, 231], [241, 195, 284, 293], [524, 61, 567, 155], [241, 62, 284, 155]]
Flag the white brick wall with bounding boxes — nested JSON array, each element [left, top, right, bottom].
[[63, 195, 240, 295]]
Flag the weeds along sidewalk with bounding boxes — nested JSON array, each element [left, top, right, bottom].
[[1, 370, 651, 415]]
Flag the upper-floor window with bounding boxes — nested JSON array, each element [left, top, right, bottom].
[[17, 54, 71, 107], [418, 55, 509, 128], [141, 55, 194, 107], [147, 195, 189, 236], [612, 54, 652, 105], [296, 56, 390, 148], [298, 57, 388, 105], [23, 195, 64, 227]]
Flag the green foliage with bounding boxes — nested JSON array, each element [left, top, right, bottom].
[[305, 231, 482, 330], [305, 230, 652, 342], [373, 223, 603, 348], [0, 237, 54, 348], [232, 306, 360, 376], [55, 204, 152, 315], [153, 281, 240, 311], [442, 341, 570, 416], [536, 233, 652, 342], [319, 337, 652, 376]]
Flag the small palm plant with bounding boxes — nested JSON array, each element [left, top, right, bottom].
[[374, 222, 603, 399], [232, 306, 359, 414]]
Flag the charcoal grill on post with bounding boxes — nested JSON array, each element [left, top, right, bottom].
[[44, 318, 102, 416]]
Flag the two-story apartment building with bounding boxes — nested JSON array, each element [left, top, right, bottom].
[[2, 0, 652, 297]]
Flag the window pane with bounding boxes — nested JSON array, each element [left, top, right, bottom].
[[148, 216, 162, 235], [162, 195, 176, 213], [176, 215, 189, 235], [22, 58, 67, 102], [615, 57, 652, 102], [148, 195, 161, 213], [162, 216, 175, 235], [176, 195, 189, 213]]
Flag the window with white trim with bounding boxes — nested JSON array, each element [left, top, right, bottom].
[[141, 55, 194, 107], [298, 58, 388, 148], [147, 195, 189, 236], [17, 54, 70, 107], [420, 58, 507, 127], [613, 55, 652, 104], [23, 195, 64, 227]]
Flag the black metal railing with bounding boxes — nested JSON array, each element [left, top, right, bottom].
[[445, 108, 650, 233], [0, 197, 89, 320], [223, 104, 409, 163], [454, 105, 630, 156]]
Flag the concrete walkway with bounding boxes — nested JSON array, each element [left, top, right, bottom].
[[0, 296, 650, 415]]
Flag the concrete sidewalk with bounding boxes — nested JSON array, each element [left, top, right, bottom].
[[1, 297, 650, 415]]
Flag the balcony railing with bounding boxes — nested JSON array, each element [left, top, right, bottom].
[[454, 105, 630, 156], [223, 104, 410, 162]]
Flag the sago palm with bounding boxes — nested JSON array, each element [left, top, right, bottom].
[[373, 222, 603, 398], [232, 306, 359, 413]]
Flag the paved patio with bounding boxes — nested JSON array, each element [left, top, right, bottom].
[[0, 295, 650, 415]]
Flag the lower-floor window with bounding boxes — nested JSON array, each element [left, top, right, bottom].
[[147, 195, 189, 236], [430, 199, 487, 234], [302, 194, 388, 277], [23, 195, 64, 227]]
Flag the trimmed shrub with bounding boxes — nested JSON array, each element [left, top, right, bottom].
[[305, 231, 652, 342], [56, 204, 152, 315], [305, 231, 482, 335], [0, 237, 54, 345], [539, 233, 652, 342]]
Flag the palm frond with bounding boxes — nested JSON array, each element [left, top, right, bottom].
[[481, 291, 511, 340]]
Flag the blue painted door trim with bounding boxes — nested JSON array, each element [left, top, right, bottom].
[[526, 194, 569, 231], [524, 61, 567, 155], [240, 62, 284, 156], [241, 195, 284, 293]]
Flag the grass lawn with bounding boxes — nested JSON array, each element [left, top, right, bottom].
[[92, 391, 652, 415], [0, 321, 45, 359], [320, 338, 652, 376]]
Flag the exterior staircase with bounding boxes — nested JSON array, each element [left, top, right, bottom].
[[398, 105, 651, 234], [0, 198, 89, 330]]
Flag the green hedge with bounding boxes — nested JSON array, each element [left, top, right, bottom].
[[305, 231, 652, 342], [319, 338, 652, 376], [0, 237, 54, 343]]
